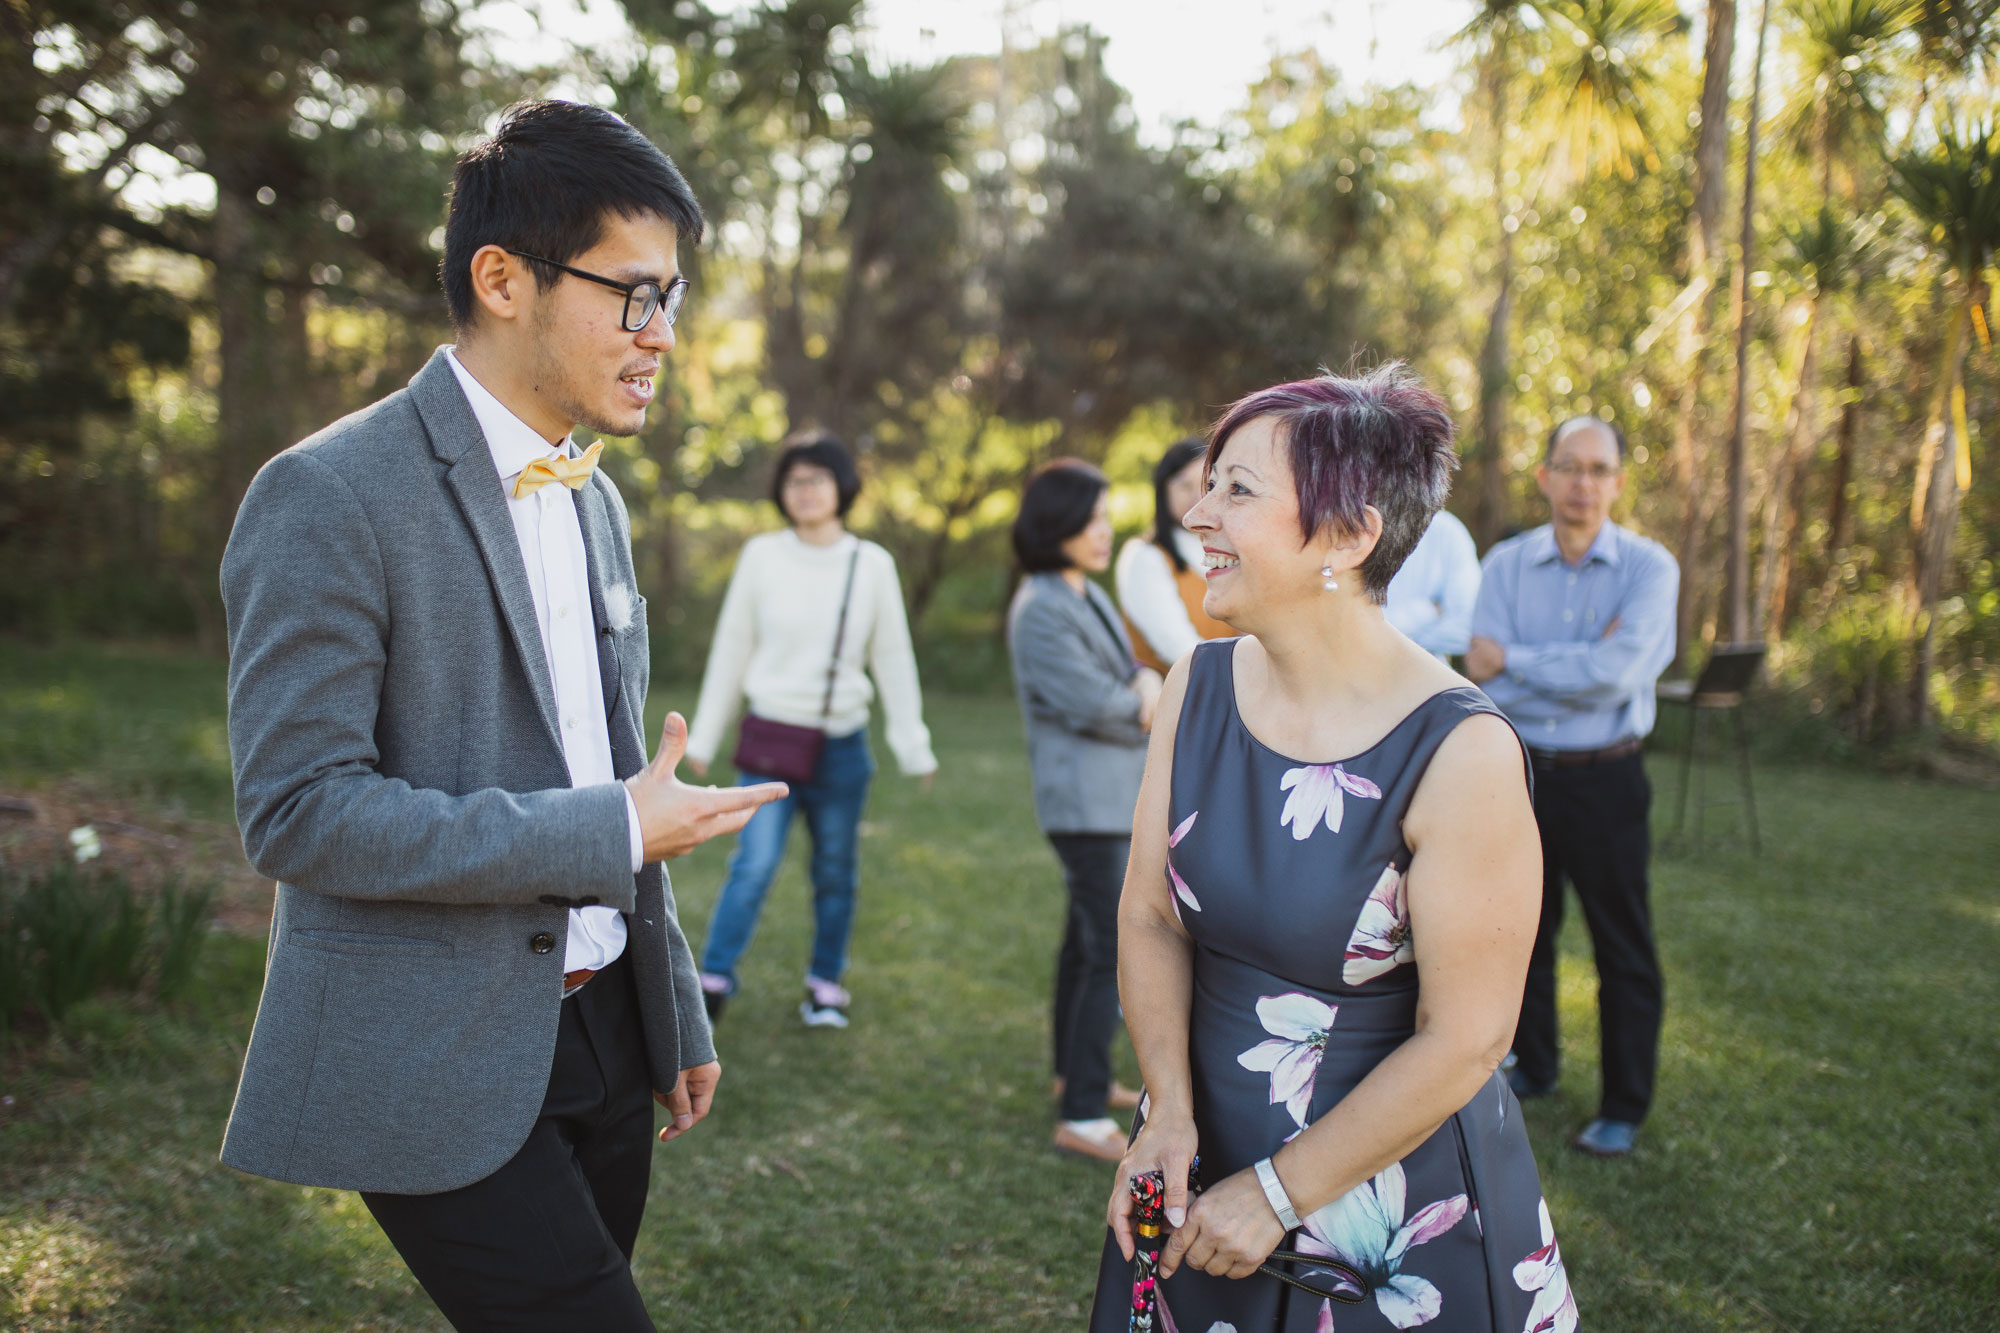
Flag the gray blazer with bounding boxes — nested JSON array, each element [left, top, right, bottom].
[[217, 349, 711, 1195], [1007, 573, 1149, 835]]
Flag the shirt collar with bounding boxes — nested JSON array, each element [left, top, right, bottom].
[[1529, 521, 1623, 568], [443, 346, 574, 485]]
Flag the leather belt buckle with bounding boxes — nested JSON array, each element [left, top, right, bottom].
[[562, 967, 597, 998]]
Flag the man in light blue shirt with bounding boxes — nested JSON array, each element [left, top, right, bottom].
[[1384, 508, 1482, 660], [1466, 414, 1678, 1159]]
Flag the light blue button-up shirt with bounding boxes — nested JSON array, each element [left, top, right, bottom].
[[1470, 520, 1679, 751]]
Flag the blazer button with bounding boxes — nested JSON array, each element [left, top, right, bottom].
[[529, 931, 557, 954]]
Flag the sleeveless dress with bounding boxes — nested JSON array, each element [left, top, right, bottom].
[[1087, 640, 1576, 1333]]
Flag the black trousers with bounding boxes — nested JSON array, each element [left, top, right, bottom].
[[362, 952, 658, 1332], [1048, 833, 1129, 1122], [1512, 752, 1664, 1124]]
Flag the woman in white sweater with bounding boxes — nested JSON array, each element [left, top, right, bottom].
[[686, 433, 937, 1028]]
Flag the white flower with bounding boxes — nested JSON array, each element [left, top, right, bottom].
[[1343, 864, 1414, 984], [1236, 992, 1338, 1127], [1513, 1198, 1578, 1333], [603, 581, 635, 634], [1167, 810, 1201, 914], [1297, 1161, 1468, 1329], [68, 825, 102, 863], [1278, 764, 1382, 841]]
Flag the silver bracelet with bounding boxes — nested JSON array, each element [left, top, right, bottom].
[[1253, 1156, 1300, 1231]]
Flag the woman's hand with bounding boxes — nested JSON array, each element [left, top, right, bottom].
[[1106, 1108, 1198, 1261], [1134, 667, 1165, 730], [1158, 1165, 1287, 1281]]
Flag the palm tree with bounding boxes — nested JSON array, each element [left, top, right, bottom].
[[1889, 118, 2000, 725], [1757, 207, 1848, 635], [1456, 0, 1676, 547], [1666, 0, 1739, 659], [1758, 0, 1904, 630], [1722, 0, 1774, 644]]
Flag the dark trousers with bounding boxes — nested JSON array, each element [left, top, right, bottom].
[[1048, 833, 1129, 1122], [362, 952, 658, 1332], [1512, 752, 1664, 1124]]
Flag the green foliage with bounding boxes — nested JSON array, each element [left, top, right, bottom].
[[0, 861, 214, 1035], [2, 694, 1998, 1327]]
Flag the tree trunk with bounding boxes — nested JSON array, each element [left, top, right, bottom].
[[1908, 299, 1972, 728], [1825, 334, 1862, 557], [1758, 296, 1820, 638], [1723, 0, 1771, 645], [1473, 55, 1514, 550], [1669, 0, 1739, 659]]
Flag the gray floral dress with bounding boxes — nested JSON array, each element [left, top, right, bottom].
[[1088, 640, 1576, 1333]]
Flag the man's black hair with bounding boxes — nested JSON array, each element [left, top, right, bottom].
[[771, 430, 862, 520], [1012, 460, 1109, 573], [1151, 436, 1209, 573], [1545, 414, 1628, 461], [442, 100, 705, 331]]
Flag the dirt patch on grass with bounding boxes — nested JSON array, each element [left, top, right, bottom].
[[0, 783, 270, 935]]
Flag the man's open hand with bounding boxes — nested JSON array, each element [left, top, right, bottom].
[[626, 713, 788, 862], [655, 1060, 721, 1143]]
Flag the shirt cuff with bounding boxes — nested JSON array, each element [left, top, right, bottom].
[[623, 785, 645, 873]]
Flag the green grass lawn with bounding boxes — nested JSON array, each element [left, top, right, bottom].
[[2, 640, 1996, 1330]]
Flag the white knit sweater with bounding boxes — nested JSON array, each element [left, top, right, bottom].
[[685, 530, 938, 776]]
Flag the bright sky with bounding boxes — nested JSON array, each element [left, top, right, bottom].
[[468, 0, 1467, 141]]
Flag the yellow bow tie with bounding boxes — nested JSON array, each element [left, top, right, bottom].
[[511, 440, 604, 499]]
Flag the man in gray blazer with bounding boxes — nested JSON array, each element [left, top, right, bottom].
[[218, 101, 786, 1330]]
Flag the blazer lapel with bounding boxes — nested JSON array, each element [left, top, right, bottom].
[[408, 350, 564, 756], [573, 479, 630, 740]]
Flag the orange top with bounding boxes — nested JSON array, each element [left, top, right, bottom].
[[1127, 543, 1235, 673]]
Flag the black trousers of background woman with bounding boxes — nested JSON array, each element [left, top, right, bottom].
[[1048, 833, 1129, 1122]]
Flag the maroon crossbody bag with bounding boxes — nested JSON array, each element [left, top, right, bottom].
[[730, 543, 862, 784]]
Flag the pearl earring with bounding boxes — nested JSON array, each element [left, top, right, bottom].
[[1321, 563, 1338, 592]]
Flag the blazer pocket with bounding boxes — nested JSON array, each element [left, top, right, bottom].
[[289, 928, 454, 959]]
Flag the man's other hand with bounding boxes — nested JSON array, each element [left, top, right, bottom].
[[1464, 636, 1507, 683], [626, 713, 787, 862], [655, 1060, 721, 1142]]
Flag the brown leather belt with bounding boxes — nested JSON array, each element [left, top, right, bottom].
[[1528, 737, 1644, 768], [562, 967, 597, 997]]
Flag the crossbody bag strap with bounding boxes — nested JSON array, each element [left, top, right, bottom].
[[818, 542, 863, 725]]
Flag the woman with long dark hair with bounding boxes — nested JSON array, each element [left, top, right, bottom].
[[1007, 459, 1163, 1161], [1116, 437, 1234, 672]]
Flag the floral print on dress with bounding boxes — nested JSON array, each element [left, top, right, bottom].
[[1343, 863, 1414, 984], [1236, 993, 1337, 1127], [1296, 1161, 1469, 1329], [1167, 810, 1201, 915], [1513, 1198, 1577, 1333], [1279, 764, 1382, 841]]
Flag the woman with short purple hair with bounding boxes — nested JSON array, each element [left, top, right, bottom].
[[1089, 364, 1572, 1331]]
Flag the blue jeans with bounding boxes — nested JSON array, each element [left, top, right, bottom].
[[699, 728, 876, 989]]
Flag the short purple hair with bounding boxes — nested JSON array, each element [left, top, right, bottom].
[[1205, 362, 1458, 604]]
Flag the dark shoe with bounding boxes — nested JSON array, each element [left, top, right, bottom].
[[1571, 1118, 1639, 1157], [699, 972, 731, 1023], [1507, 1067, 1558, 1100]]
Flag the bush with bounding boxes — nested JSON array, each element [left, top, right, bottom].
[[0, 860, 216, 1036]]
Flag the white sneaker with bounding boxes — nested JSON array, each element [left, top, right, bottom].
[[801, 976, 851, 1029]]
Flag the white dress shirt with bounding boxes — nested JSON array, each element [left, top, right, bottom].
[[445, 348, 643, 973], [1385, 510, 1482, 660], [1114, 530, 1207, 667]]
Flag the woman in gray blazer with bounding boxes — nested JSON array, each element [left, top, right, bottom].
[[1007, 459, 1164, 1161]]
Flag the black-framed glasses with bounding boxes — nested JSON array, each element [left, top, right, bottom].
[[504, 249, 688, 332]]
